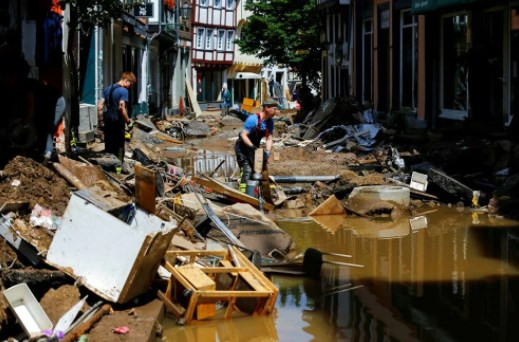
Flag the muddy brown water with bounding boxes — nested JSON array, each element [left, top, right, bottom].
[[164, 207, 519, 341]]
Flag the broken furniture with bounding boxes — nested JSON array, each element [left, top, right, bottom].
[[46, 191, 177, 303], [160, 247, 278, 323]]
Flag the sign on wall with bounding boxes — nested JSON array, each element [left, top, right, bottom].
[[134, 3, 154, 17]]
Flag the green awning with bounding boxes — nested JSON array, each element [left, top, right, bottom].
[[411, 0, 480, 14]]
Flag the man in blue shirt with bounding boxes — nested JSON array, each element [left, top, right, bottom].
[[234, 98, 278, 192], [97, 72, 136, 163]]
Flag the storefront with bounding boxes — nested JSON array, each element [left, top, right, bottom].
[[413, 0, 517, 127]]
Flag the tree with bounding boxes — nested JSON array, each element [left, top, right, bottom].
[[236, 0, 321, 89], [59, 0, 124, 156]]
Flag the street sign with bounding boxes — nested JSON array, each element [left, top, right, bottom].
[[133, 3, 153, 17]]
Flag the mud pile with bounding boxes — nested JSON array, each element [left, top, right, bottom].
[[0, 156, 71, 215]]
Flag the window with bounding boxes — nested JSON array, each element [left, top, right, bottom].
[[400, 9, 418, 109], [217, 30, 225, 50], [206, 29, 214, 50], [214, 0, 221, 8], [226, 0, 234, 10], [226, 30, 234, 51], [441, 14, 469, 117], [196, 28, 205, 49], [200, 0, 208, 6], [362, 18, 373, 103]]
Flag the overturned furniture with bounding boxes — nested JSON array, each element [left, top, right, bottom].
[[160, 247, 278, 323], [46, 190, 177, 303]]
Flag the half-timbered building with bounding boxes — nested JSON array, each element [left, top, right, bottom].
[[192, 0, 238, 103]]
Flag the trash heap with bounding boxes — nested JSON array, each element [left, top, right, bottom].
[[2, 98, 519, 340]]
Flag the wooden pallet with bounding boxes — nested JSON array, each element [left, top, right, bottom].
[[160, 248, 278, 323]]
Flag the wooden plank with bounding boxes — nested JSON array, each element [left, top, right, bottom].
[[157, 290, 185, 318], [185, 292, 200, 323], [166, 250, 228, 257], [192, 176, 274, 212], [238, 271, 267, 293], [231, 247, 278, 313], [185, 78, 202, 117], [177, 267, 216, 291], [225, 297, 237, 319], [196, 303, 216, 320], [134, 164, 156, 214], [308, 195, 346, 216], [260, 165, 274, 205], [220, 260, 238, 277], [196, 291, 271, 298], [200, 267, 250, 273], [254, 148, 263, 174]]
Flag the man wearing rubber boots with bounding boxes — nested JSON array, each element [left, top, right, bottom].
[[235, 98, 279, 193]]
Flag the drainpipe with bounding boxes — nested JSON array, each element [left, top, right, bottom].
[[147, 0, 163, 114]]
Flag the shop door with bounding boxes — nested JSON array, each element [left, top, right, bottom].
[[441, 14, 469, 119], [469, 10, 504, 123]]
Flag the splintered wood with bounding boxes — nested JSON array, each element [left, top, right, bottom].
[[160, 248, 278, 323]]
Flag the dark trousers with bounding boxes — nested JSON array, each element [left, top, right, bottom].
[[235, 139, 254, 185], [104, 118, 125, 160]]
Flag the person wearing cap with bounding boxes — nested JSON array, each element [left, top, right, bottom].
[[235, 97, 279, 192]]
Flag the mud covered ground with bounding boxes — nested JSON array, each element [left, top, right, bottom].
[[0, 156, 71, 216]]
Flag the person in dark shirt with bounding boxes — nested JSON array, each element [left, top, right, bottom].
[[97, 72, 136, 164]]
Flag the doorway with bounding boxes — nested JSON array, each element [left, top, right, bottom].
[[440, 13, 469, 119], [468, 10, 504, 124]]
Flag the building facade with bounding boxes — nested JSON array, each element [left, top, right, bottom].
[[318, 0, 519, 130]]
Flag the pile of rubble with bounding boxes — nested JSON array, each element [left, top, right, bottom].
[[2, 98, 519, 340]]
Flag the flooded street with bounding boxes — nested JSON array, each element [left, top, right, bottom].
[[164, 207, 519, 341]]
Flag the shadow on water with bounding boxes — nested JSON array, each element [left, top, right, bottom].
[[163, 206, 519, 341]]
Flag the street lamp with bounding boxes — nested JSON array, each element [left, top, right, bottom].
[[179, 1, 191, 22]]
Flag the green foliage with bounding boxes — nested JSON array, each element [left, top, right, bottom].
[[236, 0, 321, 85], [59, 0, 124, 33]]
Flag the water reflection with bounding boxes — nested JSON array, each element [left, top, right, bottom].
[[164, 207, 519, 341], [278, 207, 519, 341], [163, 314, 278, 342]]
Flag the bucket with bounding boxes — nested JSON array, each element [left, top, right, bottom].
[[245, 180, 259, 198]]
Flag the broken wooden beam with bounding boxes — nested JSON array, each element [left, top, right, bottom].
[[191, 176, 274, 212]]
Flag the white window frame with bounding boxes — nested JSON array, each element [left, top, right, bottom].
[[440, 11, 469, 120], [206, 28, 214, 50], [362, 18, 373, 103], [196, 27, 206, 49], [226, 30, 235, 51], [226, 0, 235, 10], [399, 9, 418, 109], [217, 29, 226, 51]]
